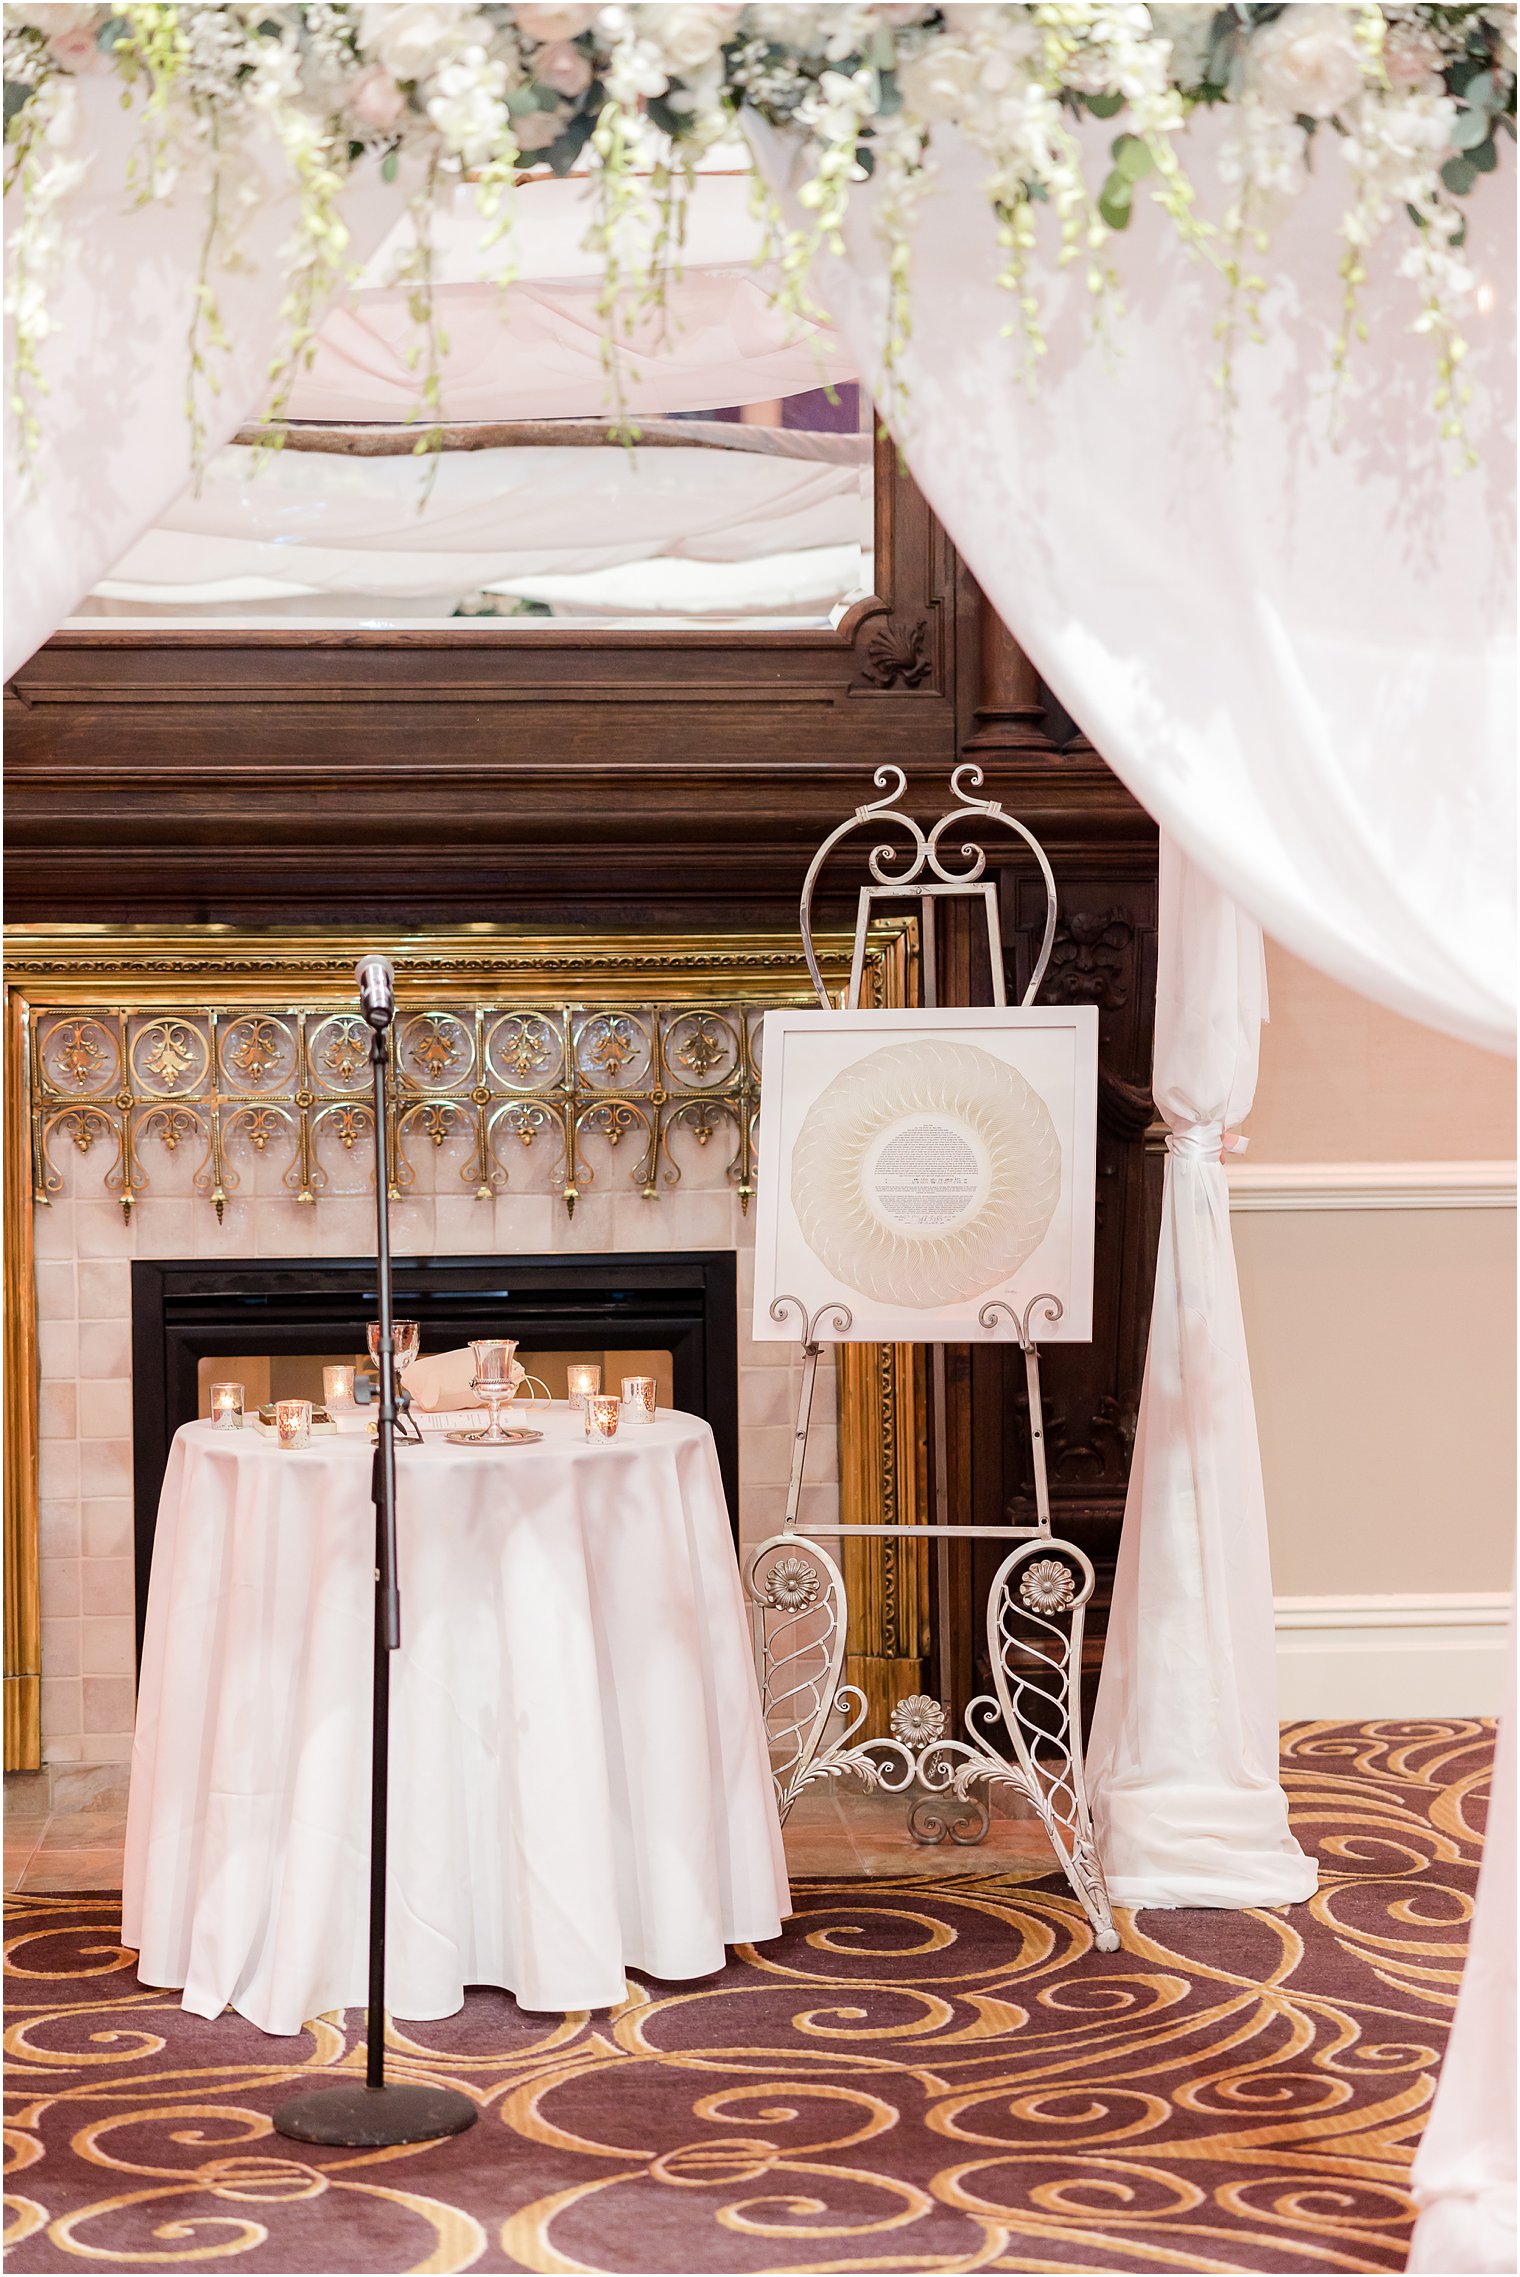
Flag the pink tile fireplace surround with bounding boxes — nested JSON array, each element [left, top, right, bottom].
[[33, 1148, 838, 1770]]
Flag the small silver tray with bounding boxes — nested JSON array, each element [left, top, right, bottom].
[[443, 1427, 545, 1447]]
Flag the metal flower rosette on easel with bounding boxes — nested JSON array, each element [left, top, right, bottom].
[[745, 764, 1119, 1951]]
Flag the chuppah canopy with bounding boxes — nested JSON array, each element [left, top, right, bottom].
[[4, 12, 1512, 2268]]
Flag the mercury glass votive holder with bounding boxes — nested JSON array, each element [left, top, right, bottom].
[[367, 1320, 420, 1375], [620, 1375, 656, 1425], [585, 1392, 621, 1442], [210, 1382, 244, 1431], [323, 1365, 355, 1409], [566, 1363, 602, 1412], [276, 1397, 312, 1450]]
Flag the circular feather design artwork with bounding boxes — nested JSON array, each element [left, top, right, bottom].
[[789, 1038, 1063, 1308]]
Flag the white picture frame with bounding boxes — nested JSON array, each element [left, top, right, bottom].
[[752, 1005, 1098, 1343]]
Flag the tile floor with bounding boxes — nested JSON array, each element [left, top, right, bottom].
[[5, 1769, 1055, 1895]]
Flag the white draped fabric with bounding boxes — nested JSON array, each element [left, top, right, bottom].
[[284, 169, 853, 424], [1, 84, 399, 679], [1086, 837, 1317, 1909], [1408, 1628, 1516, 2274], [751, 113, 1514, 1052], [749, 108, 1514, 2269], [83, 433, 869, 616]]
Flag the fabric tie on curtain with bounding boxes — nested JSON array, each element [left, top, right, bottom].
[[1165, 1125, 1225, 1159], [1086, 837, 1318, 1910]]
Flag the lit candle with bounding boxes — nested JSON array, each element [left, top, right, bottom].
[[585, 1392, 621, 1441], [566, 1363, 601, 1412], [276, 1397, 312, 1449], [210, 1381, 244, 1431], [323, 1365, 355, 1409], [620, 1375, 656, 1425]]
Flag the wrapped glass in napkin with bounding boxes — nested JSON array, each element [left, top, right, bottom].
[[401, 1346, 525, 1413]]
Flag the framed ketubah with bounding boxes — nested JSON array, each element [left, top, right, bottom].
[[752, 1006, 1099, 1344]]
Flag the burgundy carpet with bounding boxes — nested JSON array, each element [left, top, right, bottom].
[[4, 1720, 1492, 2275]]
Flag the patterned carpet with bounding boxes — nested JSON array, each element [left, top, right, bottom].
[[3, 1721, 1492, 2276]]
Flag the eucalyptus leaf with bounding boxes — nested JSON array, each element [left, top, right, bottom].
[[547, 110, 594, 174], [3, 79, 32, 129], [1112, 131, 1155, 181], [1098, 172, 1133, 230], [1441, 152, 1479, 194], [1460, 69, 1496, 111], [380, 149, 399, 183], [1449, 106, 1494, 150], [1085, 90, 1123, 117], [1469, 134, 1498, 172], [96, 15, 128, 47]]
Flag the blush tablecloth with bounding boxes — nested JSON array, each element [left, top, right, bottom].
[[122, 1411, 789, 2035]]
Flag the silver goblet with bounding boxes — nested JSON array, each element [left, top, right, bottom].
[[469, 1337, 521, 1444]]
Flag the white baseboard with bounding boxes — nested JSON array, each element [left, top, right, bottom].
[[1275, 1593, 1512, 1719]]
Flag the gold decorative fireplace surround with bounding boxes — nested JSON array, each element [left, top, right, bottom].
[[3, 923, 926, 1771]]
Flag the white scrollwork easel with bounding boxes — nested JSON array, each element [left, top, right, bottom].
[[744, 764, 1119, 1950]]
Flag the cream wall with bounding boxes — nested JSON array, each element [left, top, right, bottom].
[[1248, 945, 1516, 1162], [1233, 945, 1514, 1709]]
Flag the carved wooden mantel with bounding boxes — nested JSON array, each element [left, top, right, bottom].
[[3, 442, 1160, 1764]]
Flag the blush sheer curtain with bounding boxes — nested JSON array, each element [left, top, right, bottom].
[[748, 106, 1513, 2272], [1, 84, 402, 679]]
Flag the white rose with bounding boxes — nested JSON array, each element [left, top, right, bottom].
[[514, 5, 595, 38], [1381, 20, 1445, 93], [1147, 3, 1215, 89], [513, 105, 564, 148], [1243, 7, 1366, 119], [637, 3, 738, 77], [360, 4, 485, 85], [898, 38, 982, 121], [7, 4, 95, 31], [349, 61, 409, 133], [533, 38, 591, 97], [426, 48, 511, 164]]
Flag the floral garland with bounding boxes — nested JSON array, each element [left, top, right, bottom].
[[4, 2, 1515, 472]]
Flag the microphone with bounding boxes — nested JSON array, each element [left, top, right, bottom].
[[355, 953, 396, 1032]]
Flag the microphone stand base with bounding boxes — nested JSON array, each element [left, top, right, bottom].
[[273, 2081, 477, 2148]]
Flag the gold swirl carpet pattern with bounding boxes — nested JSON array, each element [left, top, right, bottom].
[[4, 1720, 1492, 2275]]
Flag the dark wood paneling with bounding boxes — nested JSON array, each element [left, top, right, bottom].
[[9, 441, 1160, 1709], [6, 442, 972, 929]]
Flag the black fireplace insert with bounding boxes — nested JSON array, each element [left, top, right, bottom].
[[130, 1251, 740, 1662]]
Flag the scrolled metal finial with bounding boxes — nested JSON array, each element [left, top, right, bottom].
[[799, 767, 923, 1009], [769, 1293, 854, 1347], [978, 1292, 1065, 1347], [923, 770, 1059, 1000]]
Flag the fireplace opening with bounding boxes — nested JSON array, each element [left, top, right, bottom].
[[131, 1252, 740, 1661]]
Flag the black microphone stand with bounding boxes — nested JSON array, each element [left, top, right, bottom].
[[274, 1003, 476, 2149]]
